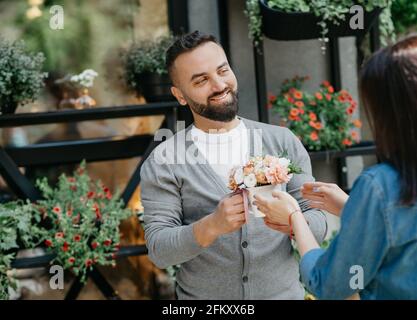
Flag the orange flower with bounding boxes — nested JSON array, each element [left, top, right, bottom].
[[325, 94, 332, 101], [328, 86, 334, 93], [295, 101, 304, 108], [343, 138, 352, 146], [298, 108, 305, 114], [353, 119, 362, 128], [309, 112, 317, 121], [310, 100, 317, 106], [289, 114, 301, 121], [290, 108, 300, 117], [269, 94, 277, 103], [293, 90, 303, 100], [347, 107, 354, 115], [322, 80, 330, 87], [315, 92, 323, 100], [309, 120, 316, 128], [314, 122, 323, 130], [310, 131, 319, 141], [351, 131, 359, 142], [338, 95, 347, 103]]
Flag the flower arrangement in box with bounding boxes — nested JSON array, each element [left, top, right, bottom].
[[228, 155, 301, 218], [55, 69, 98, 109], [34, 161, 132, 282], [270, 75, 362, 151]]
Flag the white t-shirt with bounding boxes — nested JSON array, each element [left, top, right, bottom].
[[190, 119, 249, 185]]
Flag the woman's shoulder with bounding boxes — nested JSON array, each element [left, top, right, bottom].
[[362, 162, 399, 184], [358, 162, 400, 201]]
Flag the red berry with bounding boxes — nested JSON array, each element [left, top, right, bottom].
[[85, 259, 93, 267], [44, 239, 53, 247], [62, 242, 69, 252]]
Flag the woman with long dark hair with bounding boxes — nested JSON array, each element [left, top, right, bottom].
[[254, 35, 417, 299]]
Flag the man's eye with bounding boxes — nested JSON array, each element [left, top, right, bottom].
[[195, 79, 207, 85], [220, 68, 229, 74]]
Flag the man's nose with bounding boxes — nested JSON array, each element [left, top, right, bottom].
[[210, 76, 227, 93]]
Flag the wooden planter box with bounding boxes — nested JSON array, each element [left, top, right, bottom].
[[259, 0, 382, 41]]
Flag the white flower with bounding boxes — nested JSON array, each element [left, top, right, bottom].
[[254, 162, 263, 172], [70, 69, 98, 88], [278, 157, 290, 168], [243, 173, 257, 188], [233, 167, 244, 185]]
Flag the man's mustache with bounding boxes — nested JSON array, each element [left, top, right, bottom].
[[208, 88, 233, 101]]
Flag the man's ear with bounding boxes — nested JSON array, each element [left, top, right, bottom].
[[171, 86, 187, 106]]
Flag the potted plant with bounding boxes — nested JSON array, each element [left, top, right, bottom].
[[124, 34, 176, 102], [270, 75, 362, 151], [0, 201, 41, 300], [245, 0, 394, 51], [0, 38, 48, 114], [33, 161, 133, 282]]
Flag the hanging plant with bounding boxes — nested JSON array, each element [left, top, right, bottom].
[[34, 161, 133, 282], [245, 0, 395, 51]]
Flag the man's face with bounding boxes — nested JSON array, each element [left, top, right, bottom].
[[170, 42, 238, 122]]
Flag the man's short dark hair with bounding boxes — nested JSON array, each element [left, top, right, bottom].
[[165, 31, 220, 82]]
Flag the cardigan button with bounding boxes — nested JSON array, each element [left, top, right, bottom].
[[242, 276, 248, 283], [241, 241, 248, 248]]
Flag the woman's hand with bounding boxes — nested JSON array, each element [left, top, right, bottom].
[[253, 190, 301, 226], [301, 182, 349, 217]]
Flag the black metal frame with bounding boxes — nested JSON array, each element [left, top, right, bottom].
[[167, 0, 189, 35], [3, 102, 179, 299]]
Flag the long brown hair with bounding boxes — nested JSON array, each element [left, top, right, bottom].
[[359, 35, 417, 205]]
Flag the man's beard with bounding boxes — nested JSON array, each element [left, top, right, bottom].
[[186, 88, 239, 122]]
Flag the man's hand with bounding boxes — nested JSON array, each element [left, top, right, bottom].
[[193, 193, 246, 247], [301, 182, 348, 217], [211, 193, 246, 236]]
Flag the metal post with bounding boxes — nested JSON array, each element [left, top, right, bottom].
[[253, 41, 269, 123]]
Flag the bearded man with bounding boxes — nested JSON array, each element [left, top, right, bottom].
[[140, 31, 327, 300]]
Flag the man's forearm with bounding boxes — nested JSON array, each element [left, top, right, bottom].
[[193, 213, 220, 247]]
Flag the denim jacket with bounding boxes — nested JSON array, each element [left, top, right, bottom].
[[300, 163, 417, 299]]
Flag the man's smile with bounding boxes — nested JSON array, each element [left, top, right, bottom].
[[209, 89, 230, 102]]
